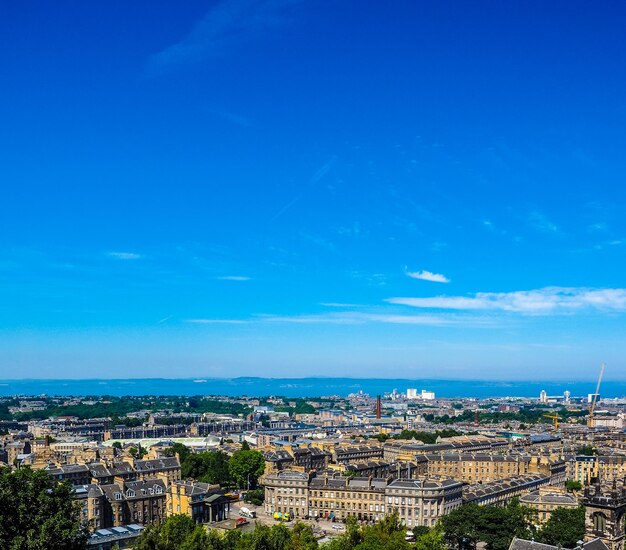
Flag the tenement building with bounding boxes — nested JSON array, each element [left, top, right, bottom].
[[74, 478, 168, 528], [463, 474, 553, 506], [565, 454, 626, 486], [425, 453, 565, 485], [384, 478, 463, 528], [261, 470, 463, 527], [262, 470, 311, 519], [519, 485, 579, 524]]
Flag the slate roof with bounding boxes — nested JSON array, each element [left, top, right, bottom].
[[509, 537, 608, 550], [134, 457, 180, 472]]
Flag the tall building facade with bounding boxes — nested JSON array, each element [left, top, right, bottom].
[[583, 481, 626, 550]]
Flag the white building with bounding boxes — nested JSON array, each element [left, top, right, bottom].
[[587, 393, 600, 403], [539, 390, 547, 403], [406, 388, 418, 399], [421, 390, 435, 400]]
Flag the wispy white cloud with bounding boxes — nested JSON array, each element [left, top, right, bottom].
[[186, 319, 249, 324], [272, 157, 336, 220], [216, 275, 251, 281], [319, 302, 362, 308], [388, 287, 626, 314], [260, 312, 460, 326], [406, 269, 450, 283], [146, 0, 302, 75], [588, 222, 609, 233], [107, 252, 142, 260], [185, 310, 474, 326], [528, 210, 560, 234], [211, 110, 253, 127]]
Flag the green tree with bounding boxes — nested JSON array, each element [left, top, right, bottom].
[[241, 441, 251, 451], [414, 524, 445, 550], [133, 524, 162, 550], [0, 467, 88, 550], [441, 500, 536, 550], [441, 503, 481, 549], [289, 522, 318, 550], [565, 480, 583, 492], [159, 514, 196, 549], [228, 449, 265, 489], [181, 451, 230, 485], [324, 512, 408, 550], [128, 445, 148, 459], [269, 523, 291, 550], [163, 442, 191, 463], [179, 526, 222, 550], [537, 506, 585, 549], [576, 445, 598, 456], [222, 529, 243, 550], [245, 488, 265, 505], [413, 525, 431, 538]]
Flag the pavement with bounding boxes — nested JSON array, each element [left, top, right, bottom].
[[229, 499, 347, 538]]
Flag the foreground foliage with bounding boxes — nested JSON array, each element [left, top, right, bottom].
[[0, 467, 88, 550], [133, 515, 318, 550], [133, 512, 416, 550], [536, 506, 585, 549], [441, 499, 585, 550]]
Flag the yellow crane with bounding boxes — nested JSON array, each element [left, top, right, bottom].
[[588, 363, 605, 428], [543, 413, 560, 430]]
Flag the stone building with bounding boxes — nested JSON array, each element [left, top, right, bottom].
[[565, 455, 626, 487], [166, 480, 231, 524], [261, 469, 463, 527], [99, 478, 168, 527], [133, 457, 181, 485], [385, 478, 463, 528], [463, 474, 553, 506], [519, 485, 579, 524], [583, 480, 626, 550], [262, 470, 311, 519], [308, 474, 388, 522], [425, 453, 565, 485], [74, 477, 168, 529]]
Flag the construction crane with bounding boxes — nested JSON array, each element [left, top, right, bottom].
[[543, 413, 560, 430], [588, 363, 605, 428]]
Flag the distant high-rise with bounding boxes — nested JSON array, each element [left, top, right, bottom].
[[540, 390, 547, 403], [406, 388, 418, 399], [421, 390, 435, 400]]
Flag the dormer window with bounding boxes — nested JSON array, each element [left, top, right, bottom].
[[127, 490, 135, 497], [114, 492, 122, 500]]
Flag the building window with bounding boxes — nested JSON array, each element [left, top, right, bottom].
[[593, 513, 606, 533]]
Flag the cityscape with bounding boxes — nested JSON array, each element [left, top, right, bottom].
[[2, 369, 626, 549], [2, 2, 626, 550]]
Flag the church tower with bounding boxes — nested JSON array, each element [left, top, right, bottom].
[[583, 479, 626, 550]]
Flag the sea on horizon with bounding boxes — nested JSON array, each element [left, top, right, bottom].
[[0, 377, 623, 399]]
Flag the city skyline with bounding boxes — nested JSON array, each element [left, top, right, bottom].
[[2, 1, 626, 379]]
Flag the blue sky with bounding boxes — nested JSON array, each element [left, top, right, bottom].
[[2, 1, 626, 380]]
